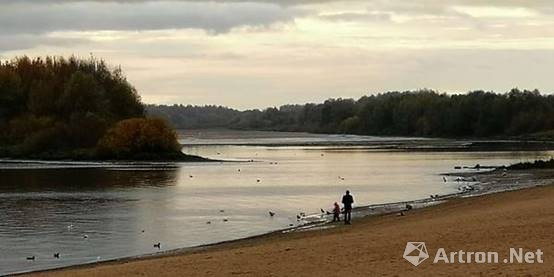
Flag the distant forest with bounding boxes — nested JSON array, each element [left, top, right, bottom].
[[148, 89, 554, 138], [0, 56, 192, 160]]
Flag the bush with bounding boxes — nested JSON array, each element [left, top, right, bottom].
[[97, 118, 181, 159]]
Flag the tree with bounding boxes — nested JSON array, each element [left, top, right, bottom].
[[148, 89, 554, 138], [0, 56, 183, 160], [97, 118, 181, 159]]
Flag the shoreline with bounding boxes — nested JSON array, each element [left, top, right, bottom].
[[180, 129, 554, 151], [16, 167, 554, 276], [0, 156, 222, 169], [0, 152, 215, 164], [181, 140, 554, 152]]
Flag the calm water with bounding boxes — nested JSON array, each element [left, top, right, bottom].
[[1, 131, 553, 275]]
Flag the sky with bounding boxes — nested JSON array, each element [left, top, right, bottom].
[[1, 0, 554, 109]]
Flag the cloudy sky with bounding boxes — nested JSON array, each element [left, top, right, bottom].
[[2, 0, 554, 109]]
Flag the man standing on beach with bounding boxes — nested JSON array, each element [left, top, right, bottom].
[[342, 190, 354, 224]]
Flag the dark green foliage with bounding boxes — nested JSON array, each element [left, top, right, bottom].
[[147, 104, 241, 129], [0, 56, 187, 160], [149, 89, 554, 138]]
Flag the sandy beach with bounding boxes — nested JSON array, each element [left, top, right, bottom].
[[26, 180, 553, 276]]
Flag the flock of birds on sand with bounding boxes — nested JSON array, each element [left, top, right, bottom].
[[23, 159, 485, 262]]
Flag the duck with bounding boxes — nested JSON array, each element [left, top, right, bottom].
[[153, 242, 161, 249]]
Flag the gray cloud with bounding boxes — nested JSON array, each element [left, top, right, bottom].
[[2, 0, 551, 38], [1, 0, 337, 4], [318, 12, 391, 22], [0, 35, 89, 52], [3, 0, 554, 7], [0, 1, 309, 53], [0, 1, 304, 35]]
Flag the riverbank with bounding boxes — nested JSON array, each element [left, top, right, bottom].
[[26, 178, 553, 276], [0, 154, 216, 169], [0, 152, 212, 163], [179, 129, 554, 151]]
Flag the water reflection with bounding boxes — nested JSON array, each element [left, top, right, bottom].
[[0, 168, 179, 192], [0, 168, 181, 274]]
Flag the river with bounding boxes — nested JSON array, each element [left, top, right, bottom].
[[0, 130, 552, 275]]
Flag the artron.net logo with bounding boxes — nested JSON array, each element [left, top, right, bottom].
[[403, 242, 429, 266], [403, 242, 544, 267]]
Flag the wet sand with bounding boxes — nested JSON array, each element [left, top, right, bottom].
[[27, 181, 553, 276]]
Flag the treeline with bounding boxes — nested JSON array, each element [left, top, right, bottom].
[[0, 56, 187, 160], [148, 89, 554, 138], [508, 158, 554, 170], [147, 104, 242, 129]]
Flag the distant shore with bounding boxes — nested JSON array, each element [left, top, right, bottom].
[[183, 140, 554, 152], [22, 168, 554, 276], [179, 129, 554, 151]]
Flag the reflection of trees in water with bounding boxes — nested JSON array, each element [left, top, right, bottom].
[[0, 168, 179, 192], [0, 168, 179, 231]]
